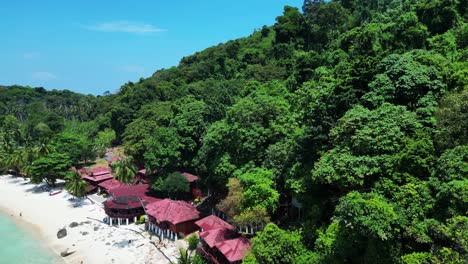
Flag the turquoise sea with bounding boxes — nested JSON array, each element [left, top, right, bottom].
[[0, 211, 59, 264]]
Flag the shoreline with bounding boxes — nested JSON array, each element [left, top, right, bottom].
[[0, 174, 186, 264], [0, 205, 65, 264]]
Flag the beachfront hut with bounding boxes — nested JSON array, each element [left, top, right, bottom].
[[195, 215, 235, 232], [214, 237, 251, 264], [98, 178, 124, 194], [104, 184, 160, 226], [195, 215, 251, 264], [181, 172, 202, 198], [145, 199, 200, 240], [135, 169, 150, 184], [81, 167, 113, 193]]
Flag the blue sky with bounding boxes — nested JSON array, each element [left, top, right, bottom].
[[0, 1, 303, 95]]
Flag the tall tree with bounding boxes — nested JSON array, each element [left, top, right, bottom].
[[112, 156, 137, 184], [65, 170, 88, 197]]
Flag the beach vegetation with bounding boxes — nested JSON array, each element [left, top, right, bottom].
[[160, 172, 189, 199], [64, 170, 88, 197], [0, 0, 467, 262], [112, 156, 137, 184], [30, 152, 71, 187], [187, 234, 199, 250]]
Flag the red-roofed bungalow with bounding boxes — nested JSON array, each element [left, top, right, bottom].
[[80, 167, 113, 193], [181, 172, 202, 198], [134, 168, 150, 184], [214, 237, 251, 264], [98, 179, 124, 193], [196, 215, 251, 264], [104, 184, 160, 226], [146, 199, 200, 240], [195, 215, 235, 232]]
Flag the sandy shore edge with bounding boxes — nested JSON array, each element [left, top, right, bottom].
[[0, 205, 67, 263], [0, 174, 186, 264]]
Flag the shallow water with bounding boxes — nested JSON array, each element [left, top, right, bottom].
[[0, 211, 59, 264]]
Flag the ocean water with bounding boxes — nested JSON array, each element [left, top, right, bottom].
[[0, 212, 59, 264]]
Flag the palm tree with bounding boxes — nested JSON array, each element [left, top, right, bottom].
[[113, 156, 137, 184], [36, 140, 54, 157], [1, 149, 27, 176], [65, 170, 88, 197], [176, 248, 192, 264]]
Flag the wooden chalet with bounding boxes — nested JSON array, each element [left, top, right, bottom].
[[196, 215, 251, 264], [98, 178, 124, 194], [181, 172, 202, 198], [81, 166, 113, 193], [104, 184, 160, 225], [135, 169, 150, 184], [145, 199, 200, 240]]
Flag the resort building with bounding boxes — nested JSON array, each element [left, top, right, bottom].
[[135, 169, 150, 184], [98, 178, 124, 194], [196, 215, 251, 264], [213, 237, 251, 264], [81, 166, 113, 193], [145, 199, 200, 240], [181, 172, 202, 198], [104, 184, 160, 225]]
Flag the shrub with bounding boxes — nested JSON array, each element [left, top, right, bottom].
[[188, 235, 199, 250], [136, 215, 146, 225]]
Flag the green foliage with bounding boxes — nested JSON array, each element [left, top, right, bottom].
[[160, 172, 189, 199], [136, 215, 146, 225], [187, 235, 199, 251], [176, 248, 191, 264], [401, 252, 432, 264], [312, 103, 426, 190], [53, 132, 96, 165], [65, 170, 88, 197], [112, 157, 137, 184], [434, 90, 468, 152], [30, 152, 71, 186], [335, 191, 399, 241], [94, 129, 115, 157], [247, 223, 316, 264], [435, 146, 468, 182], [2, 1, 468, 262]]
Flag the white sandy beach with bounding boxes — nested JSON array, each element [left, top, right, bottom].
[[0, 174, 187, 264]]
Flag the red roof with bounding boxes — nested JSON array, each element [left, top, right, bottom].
[[146, 199, 200, 225], [88, 166, 112, 176], [82, 173, 113, 183], [105, 184, 160, 210], [138, 169, 146, 175], [181, 172, 199, 182], [109, 184, 149, 197], [215, 237, 251, 263], [98, 179, 124, 191], [199, 227, 239, 248], [195, 215, 234, 231]]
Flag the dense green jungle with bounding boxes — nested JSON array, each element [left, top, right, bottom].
[[1, 1, 467, 263]]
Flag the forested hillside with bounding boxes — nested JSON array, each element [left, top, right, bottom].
[[1, 0, 467, 263]]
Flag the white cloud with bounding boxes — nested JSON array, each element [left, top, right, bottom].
[[23, 52, 40, 59], [121, 64, 145, 73], [86, 21, 166, 34], [32, 71, 57, 81]]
